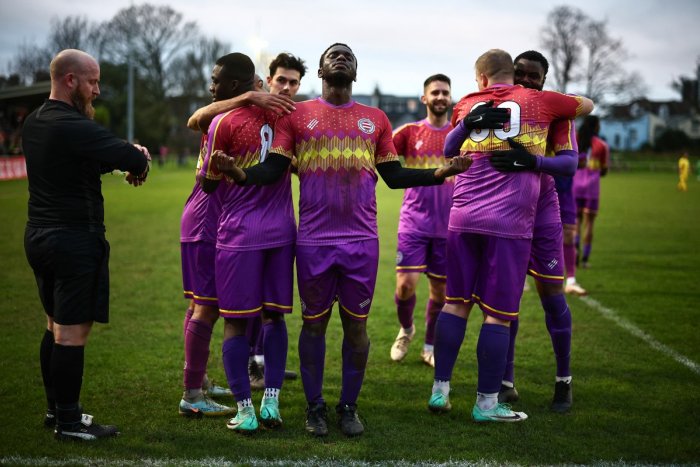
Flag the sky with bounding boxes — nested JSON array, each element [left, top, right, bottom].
[[1, 0, 699, 103]]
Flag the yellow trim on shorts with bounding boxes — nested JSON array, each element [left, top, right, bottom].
[[445, 295, 472, 303], [426, 272, 447, 280], [527, 269, 565, 281], [303, 307, 332, 321], [192, 294, 218, 301], [396, 265, 427, 271], [340, 303, 368, 320], [472, 294, 518, 317], [219, 305, 262, 315], [263, 301, 293, 310]]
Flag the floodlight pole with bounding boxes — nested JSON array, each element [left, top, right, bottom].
[[127, 41, 134, 143]]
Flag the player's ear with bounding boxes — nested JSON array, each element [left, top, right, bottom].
[[317, 67, 323, 79]]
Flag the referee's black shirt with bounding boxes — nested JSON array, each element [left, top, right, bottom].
[[22, 99, 148, 232]]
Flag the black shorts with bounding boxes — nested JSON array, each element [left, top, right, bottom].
[[24, 227, 110, 325]]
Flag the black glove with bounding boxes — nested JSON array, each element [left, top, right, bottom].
[[490, 137, 537, 172], [461, 100, 510, 131]]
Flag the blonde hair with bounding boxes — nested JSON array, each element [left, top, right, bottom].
[[475, 49, 514, 82]]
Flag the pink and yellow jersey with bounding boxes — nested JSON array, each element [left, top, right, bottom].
[[573, 135, 609, 200], [270, 98, 398, 246], [180, 133, 226, 244], [393, 119, 454, 238], [534, 119, 578, 227], [449, 84, 586, 239], [199, 106, 296, 251]]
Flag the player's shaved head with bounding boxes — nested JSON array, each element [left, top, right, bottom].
[[475, 49, 514, 82], [50, 49, 97, 81]]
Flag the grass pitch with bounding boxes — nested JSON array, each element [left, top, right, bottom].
[[0, 167, 698, 465]]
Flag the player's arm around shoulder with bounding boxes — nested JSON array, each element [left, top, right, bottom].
[[541, 90, 595, 118], [187, 92, 295, 133]]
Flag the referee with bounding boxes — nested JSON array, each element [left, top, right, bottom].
[[22, 49, 150, 441]]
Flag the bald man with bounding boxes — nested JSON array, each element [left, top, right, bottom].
[[23, 49, 151, 441]]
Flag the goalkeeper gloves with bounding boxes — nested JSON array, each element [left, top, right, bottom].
[[490, 137, 537, 172], [461, 100, 510, 131]]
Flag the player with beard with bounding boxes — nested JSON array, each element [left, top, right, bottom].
[[488, 50, 580, 412], [23, 49, 151, 440], [389, 74, 455, 368], [217, 43, 492, 437]]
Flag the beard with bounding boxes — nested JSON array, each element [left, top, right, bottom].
[[428, 101, 448, 117], [70, 86, 95, 120]]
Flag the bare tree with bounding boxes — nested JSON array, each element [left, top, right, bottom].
[[540, 5, 587, 93], [168, 37, 230, 98], [10, 42, 52, 84], [99, 3, 198, 98], [581, 19, 646, 103], [540, 6, 646, 104], [48, 16, 99, 54], [9, 15, 100, 84]]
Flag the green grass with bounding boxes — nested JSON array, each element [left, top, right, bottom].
[[0, 168, 699, 465]]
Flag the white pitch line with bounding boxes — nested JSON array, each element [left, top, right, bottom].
[[580, 296, 700, 375], [0, 457, 510, 467]]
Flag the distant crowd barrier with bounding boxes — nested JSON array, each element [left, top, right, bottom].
[[0, 156, 27, 180]]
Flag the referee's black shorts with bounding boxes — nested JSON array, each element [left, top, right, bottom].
[[24, 226, 110, 325]]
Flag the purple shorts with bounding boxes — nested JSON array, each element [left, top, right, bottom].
[[395, 232, 447, 281], [296, 239, 379, 322], [558, 188, 577, 226], [445, 231, 530, 321], [528, 222, 565, 284], [576, 197, 599, 214], [181, 241, 218, 307], [215, 244, 294, 319]]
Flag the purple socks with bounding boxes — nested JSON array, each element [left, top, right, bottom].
[[183, 319, 213, 390], [395, 294, 416, 330], [298, 326, 326, 404], [433, 312, 467, 381], [476, 323, 510, 394], [263, 319, 288, 389], [541, 294, 572, 378], [425, 299, 443, 346], [222, 336, 251, 402], [503, 319, 519, 384]]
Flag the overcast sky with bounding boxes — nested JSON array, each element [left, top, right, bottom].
[[1, 0, 698, 102]]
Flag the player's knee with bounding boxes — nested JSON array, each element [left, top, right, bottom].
[[193, 304, 219, 326], [302, 319, 328, 338], [395, 282, 416, 299], [537, 280, 564, 297], [428, 282, 446, 302], [262, 309, 284, 323], [223, 318, 247, 337], [343, 321, 368, 349]]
